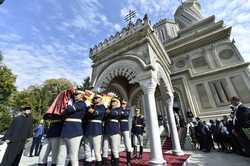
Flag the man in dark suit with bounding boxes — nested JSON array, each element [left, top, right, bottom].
[[1, 106, 33, 166], [230, 96, 250, 156], [231, 96, 249, 129]]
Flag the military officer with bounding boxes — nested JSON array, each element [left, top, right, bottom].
[[85, 94, 106, 166], [131, 108, 145, 159], [120, 100, 132, 165], [58, 92, 88, 166], [102, 97, 121, 166]]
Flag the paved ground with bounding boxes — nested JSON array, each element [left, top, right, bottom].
[[19, 150, 250, 166], [186, 150, 250, 166]]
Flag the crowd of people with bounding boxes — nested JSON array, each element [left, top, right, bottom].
[[1, 86, 250, 166], [0, 87, 145, 166], [188, 96, 250, 156]]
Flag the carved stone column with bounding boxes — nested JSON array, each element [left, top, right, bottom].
[[165, 91, 184, 155], [140, 78, 166, 166]]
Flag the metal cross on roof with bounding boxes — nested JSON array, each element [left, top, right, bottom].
[[124, 10, 136, 24]]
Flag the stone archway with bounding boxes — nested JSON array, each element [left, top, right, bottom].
[[89, 16, 183, 165]]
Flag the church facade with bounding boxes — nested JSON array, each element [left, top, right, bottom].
[[89, 0, 250, 121], [154, 0, 250, 120], [88, 0, 250, 164]]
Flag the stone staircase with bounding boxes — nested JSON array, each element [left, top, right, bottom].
[[142, 126, 187, 151]]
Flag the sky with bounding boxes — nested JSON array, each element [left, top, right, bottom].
[[0, 0, 250, 90]]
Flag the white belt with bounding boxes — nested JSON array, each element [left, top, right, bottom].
[[121, 119, 128, 122], [90, 120, 102, 123], [109, 119, 119, 123], [65, 118, 82, 123], [136, 125, 143, 127]]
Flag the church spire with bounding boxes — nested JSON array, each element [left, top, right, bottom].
[[174, 0, 203, 29]]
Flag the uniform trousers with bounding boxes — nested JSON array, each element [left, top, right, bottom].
[[85, 135, 102, 162], [57, 136, 82, 166], [133, 134, 143, 147], [102, 134, 121, 158], [39, 137, 64, 164], [121, 131, 132, 152]]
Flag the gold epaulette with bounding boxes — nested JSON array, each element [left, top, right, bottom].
[[49, 120, 62, 123]]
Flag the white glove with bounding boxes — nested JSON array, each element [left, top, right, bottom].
[[5, 140, 10, 144]]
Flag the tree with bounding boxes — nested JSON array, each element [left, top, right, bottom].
[[9, 78, 73, 123], [0, 105, 11, 133], [0, 65, 16, 105], [0, 52, 16, 132], [0, 51, 3, 62], [78, 76, 91, 90]]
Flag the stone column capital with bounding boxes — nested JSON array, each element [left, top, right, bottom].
[[139, 78, 158, 94]]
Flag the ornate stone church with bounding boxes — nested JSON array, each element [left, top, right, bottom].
[[90, 0, 250, 121], [88, 0, 250, 164]]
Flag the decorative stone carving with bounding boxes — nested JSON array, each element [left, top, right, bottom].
[[94, 60, 143, 89], [175, 58, 186, 68], [89, 16, 151, 57], [219, 49, 234, 60], [192, 56, 208, 68], [139, 78, 157, 94]]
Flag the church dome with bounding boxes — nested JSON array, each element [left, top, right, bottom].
[[174, 0, 203, 29]]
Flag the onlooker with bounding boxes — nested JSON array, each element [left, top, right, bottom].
[[230, 96, 250, 156], [0, 106, 33, 166], [30, 120, 45, 157]]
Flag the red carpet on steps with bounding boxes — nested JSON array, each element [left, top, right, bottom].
[[119, 152, 190, 166], [162, 136, 172, 151], [79, 152, 190, 166], [79, 137, 189, 165]]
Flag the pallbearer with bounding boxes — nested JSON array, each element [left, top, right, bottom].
[[85, 94, 105, 166], [39, 87, 76, 166], [102, 97, 121, 166], [120, 100, 132, 165], [131, 108, 145, 159], [59, 92, 88, 166]]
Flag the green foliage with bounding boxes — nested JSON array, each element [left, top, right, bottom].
[[0, 51, 3, 62], [78, 76, 91, 90], [0, 52, 16, 132], [0, 105, 12, 133], [0, 65, 16, 105], [9, 78, 73, 123]]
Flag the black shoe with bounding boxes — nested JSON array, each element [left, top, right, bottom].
[[126, 151, 131, 166], [67, 161, 72, 166], [96, 161, 102, 166], [51, 164, 56, 166], [133, 147, 137, 158], [38, 164, 47, 166], [113, 158, 119, 166], [102, 157, 108, 166], [139, 146, 143, 159], [85, 162, 92, 166]]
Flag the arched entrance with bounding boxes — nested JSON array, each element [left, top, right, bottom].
[[89, 16, 183, 165]]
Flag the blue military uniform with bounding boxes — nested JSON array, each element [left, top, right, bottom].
[[132, 115, 145, 158], [120, 109, 130, 132], [84, 104, 106, 164], [132, 115, 145, 135], [104, 107, 121, 135], [46, 120, 64, 138], [102, 107, 122, 165], [61, 101, 88, 138], [85, 104, 106, 137], [120, 108, 132, 164]]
